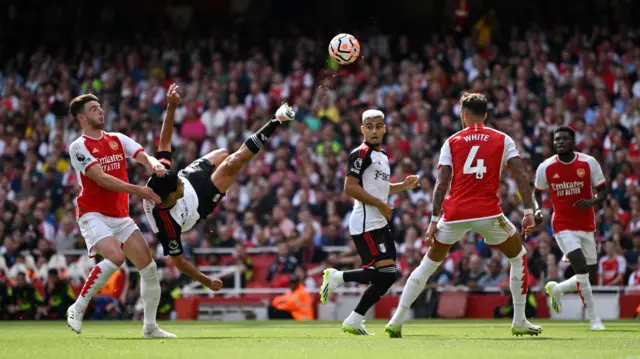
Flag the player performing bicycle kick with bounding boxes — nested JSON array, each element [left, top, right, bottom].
[[144, 84, 295, 289]]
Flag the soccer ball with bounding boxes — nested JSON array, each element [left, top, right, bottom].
[[328, 33, 360, 65]]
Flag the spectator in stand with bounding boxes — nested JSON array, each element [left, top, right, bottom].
[[479, 259, 507, 288], [294, 224, 327, 265], [320, 224, 346, 246], [54, 214, 79, 251], [42, 268, 75, 319], [626, 232, 640, 273], [628, 256, 640, 288], [599, 240, 627, 286], [7, 272, 43, 319], [221, 244, 254, 289], [266, 242, 298, 286], [455, 254, 485, 292]]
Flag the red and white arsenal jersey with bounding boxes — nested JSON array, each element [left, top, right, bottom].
[[629, 270, 640, 286], [598, 255, 626, 285], [438, 124, 520, 222], [534, 152, 605, 233], [69, 131, 144, 219]]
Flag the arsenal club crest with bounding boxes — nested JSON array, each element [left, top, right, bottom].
[[576, 168, 585, 178], [109, 141, 119, 150]]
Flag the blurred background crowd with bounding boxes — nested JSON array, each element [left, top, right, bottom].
[[1, 0, 640, 319]]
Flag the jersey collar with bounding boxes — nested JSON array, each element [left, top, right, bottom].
[[556, 152, 577, 164], [466, 123, 484, 131], [364, 142, 385, 154], [82, 131, 104, 140]]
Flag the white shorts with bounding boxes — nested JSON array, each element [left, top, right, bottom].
[[78, 212, 139, 258], [436, 214, 517, 246], [554, 230, 597, 265]]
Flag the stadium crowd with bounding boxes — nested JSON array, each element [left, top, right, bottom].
[[2, 13, 640, 319]]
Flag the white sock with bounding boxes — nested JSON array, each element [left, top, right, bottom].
[[345, 311, 364, 324], [576, 273, 599, 321], [555, 275, 578, 294], [334, 270, 345, 285], [508, 247, 528, 323], [139, 261, 161, 328], [76, 259, 119, 310], [389, 256, 441, 327]]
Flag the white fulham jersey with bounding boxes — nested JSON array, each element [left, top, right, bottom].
[[143, 177, 200, 235], [346, 142, 391, 235], [142, 152, 201, 256]]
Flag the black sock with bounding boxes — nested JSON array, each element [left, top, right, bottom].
[[354, 283, 384, 315], [353, 266, 397, 316], [343, 269, 377, 284], [244, 120, 279, 154]]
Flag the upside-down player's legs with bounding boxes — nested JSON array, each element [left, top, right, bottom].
[[201, 148, 229, 171], [211, 116, 285, 192], [545, 231, 603, 330]]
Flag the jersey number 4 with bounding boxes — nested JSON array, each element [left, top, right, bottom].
[[463, 146, 487, 179]]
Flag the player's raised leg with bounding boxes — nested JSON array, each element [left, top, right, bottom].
[[123, 230, 176, 338], [201, 148, 229, 170], [545, 232, 604, 330], [210, 104, 294, 192], [67, 218, 125, 334]]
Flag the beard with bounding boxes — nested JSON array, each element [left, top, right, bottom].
[[87, 117, 104, 130]]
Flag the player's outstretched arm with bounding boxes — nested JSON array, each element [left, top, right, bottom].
[[134, 151, 165, 176], [389, 175, 420, 195], [85, 164, 160, 203], [158, 83, 180, 152], [171, 254, 222, 292]]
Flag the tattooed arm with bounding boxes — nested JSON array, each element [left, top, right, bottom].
[[431, 166, 453, 217]]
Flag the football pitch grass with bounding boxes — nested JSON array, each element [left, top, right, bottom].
[[1, 320, 639, 359]]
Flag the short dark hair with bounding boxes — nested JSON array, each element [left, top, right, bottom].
[[554, 126, 576, 140], [69, 94, 99, 120], [460, 92, 488, 115], [147, 171, 179, 200]]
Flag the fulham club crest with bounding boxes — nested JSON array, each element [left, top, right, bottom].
[[378, 243, 387, 253], [576, 168, 585, 178], [109, 141, 119, 151]]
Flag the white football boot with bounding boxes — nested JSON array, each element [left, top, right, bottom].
[[274, 103, 295, 123], [545, 281, 563, 313], [142, 325, 177, 339], [590, 320, 605, 331], [320, 268, 341, 304], [66, 303, 84, 334], [511, 319, 543, 336], [342, 319, 373, 336]]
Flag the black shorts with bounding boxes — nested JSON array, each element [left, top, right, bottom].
[[178, 158, 225, 219], [352, 225, 396, 267]]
